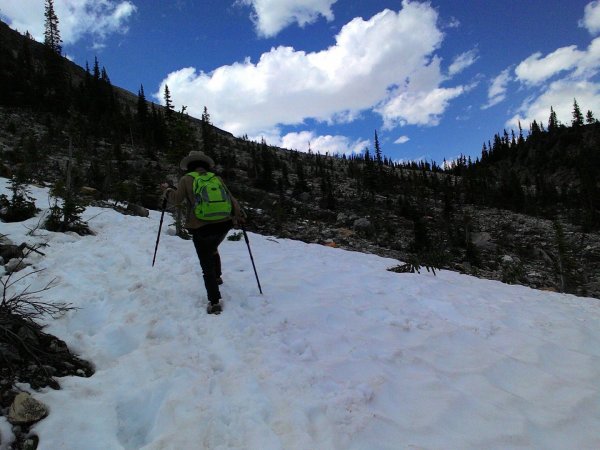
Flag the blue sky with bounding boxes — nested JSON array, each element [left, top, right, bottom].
[[2, 1, 600, 164]]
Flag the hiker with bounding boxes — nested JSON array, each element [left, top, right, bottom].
[[160, 151, 244, 314]]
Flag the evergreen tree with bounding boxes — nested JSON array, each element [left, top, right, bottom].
[[572, 98, 584, 127], [586, 110, 596, 124], [101, 67, 110, 83], [517, 121, 525, 146], [374, 130, 382, 165], [0, 176, 38, 222], [92, 57, 101, 81], [137, 85, 148, 119], [163, 84, 174, 120], [548, 106, 558, 132], [201, 106, 214, 156], [44, 137, 89, 235], [44, 0, 62, 55]]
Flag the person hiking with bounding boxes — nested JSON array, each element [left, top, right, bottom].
[[160, 150, 244, 314]]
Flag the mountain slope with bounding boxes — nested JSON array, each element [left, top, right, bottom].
[[1, 178, 600, 449], [1, 17, 599, 298]]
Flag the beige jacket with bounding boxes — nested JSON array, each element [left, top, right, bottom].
[[165, 170, 242, 230]]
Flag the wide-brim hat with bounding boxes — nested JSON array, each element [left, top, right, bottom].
[[179, 151, 215, 171]]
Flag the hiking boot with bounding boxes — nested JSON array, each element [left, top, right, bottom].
[[207, 302, 222, 315], [216, 277, 223, 285]]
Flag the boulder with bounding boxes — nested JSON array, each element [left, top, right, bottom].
[[353, 217, 372, 231], [8, 393, 48, 425], [470, 232, 496, 250], [126, 203, 149, 217]]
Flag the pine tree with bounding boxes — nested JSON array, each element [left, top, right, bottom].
[[548, 106, 558, 132], [374, 130, 382, 165], [517, 121, 525, 146], [586, 110, 596, 124], [0, 176, 38, 222], [163, 84, 174, 120], [530, 120, 541, 135], [100, 67, 110, 84], [44, 0, 62, 54], [201, 106, 214, 156], [137, 85, 148, 122], [572, 98, 584, 127], [41, 0, 69, 112], [92, 57, 100, 81]]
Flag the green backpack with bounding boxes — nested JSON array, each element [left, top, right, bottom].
[[188, 171, 233, 221]]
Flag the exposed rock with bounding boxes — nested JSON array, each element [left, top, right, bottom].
[[470, 232, 496, 250], [4, 258, 28, 274], [23, 436, 39, 450], [501, 255, 515, 264], [0, 243, 24, 261], [126, 203, 149, 217], [80, 186, 100, 198], [353, 217, 372, 231], [8, 393, 48, 425]]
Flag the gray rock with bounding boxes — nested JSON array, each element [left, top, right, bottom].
[[353, 217, 372, 231], [126, 203, 149, 217], [0, 244, 24, 261], [5, 258, 28, 274], [80, 186, 99, 198], [470, 232, 496, 250], [336, 212, 348, 223], [8, 393, 48, 425], [501, 255, 515, 264], [532, 247, 554, 264]]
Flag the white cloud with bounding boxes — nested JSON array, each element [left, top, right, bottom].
[[238, 0, 337, 37], [482, 68, 512, 109], [377, 82, 466, 129], [248, 129, 367, 154], [279, 131, 368, 155], [395, 135, 410, 144], [513, 38, 600, 87], [515, 46, 584, 85], [0, 0, 137, 46], [508, 79, 600, 128], [580, 1, 600, 34], [448, 49, 478, 76], [158, 1, 467, 137]]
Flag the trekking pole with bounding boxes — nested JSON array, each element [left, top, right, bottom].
[[242, 225, 263, 294], [152, 197, 168, 267]]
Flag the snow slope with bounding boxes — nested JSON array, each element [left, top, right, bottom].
[[1, 179, 600, 450]]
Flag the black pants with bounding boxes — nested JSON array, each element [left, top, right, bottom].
[[191, 221, 232, 304]]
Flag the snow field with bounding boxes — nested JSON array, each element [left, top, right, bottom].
[[1, 179, 600, 449]]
